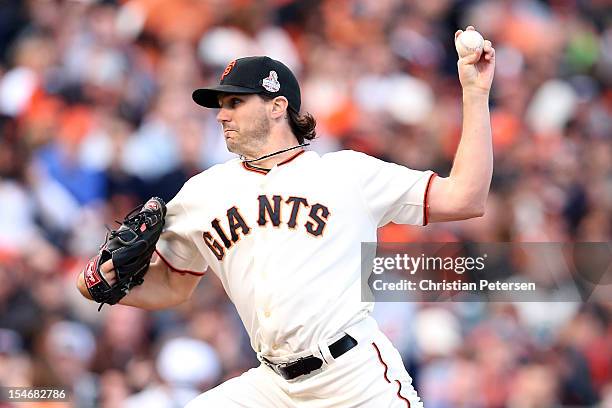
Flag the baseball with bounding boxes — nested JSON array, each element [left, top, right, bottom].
[[456, 30, 484, 58]]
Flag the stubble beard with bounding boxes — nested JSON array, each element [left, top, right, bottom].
[[227, 112, 271, 159]]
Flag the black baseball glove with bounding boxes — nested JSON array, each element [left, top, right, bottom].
[[83, 197, 167, 310]]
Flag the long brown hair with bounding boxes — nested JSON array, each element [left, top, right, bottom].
[[260, 95, 316, 144], [287, 108, 316, 144]]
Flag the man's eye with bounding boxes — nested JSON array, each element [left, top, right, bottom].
[[231, 98, 241, 106]]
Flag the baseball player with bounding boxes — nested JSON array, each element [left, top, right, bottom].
[[78, 27, 495, 407]]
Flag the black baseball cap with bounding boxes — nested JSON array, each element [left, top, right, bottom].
[[192, 56, 301, 112]]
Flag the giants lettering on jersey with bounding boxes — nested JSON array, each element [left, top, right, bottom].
[[203, 195, 330, 260]]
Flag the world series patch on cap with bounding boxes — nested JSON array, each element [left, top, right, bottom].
[[192, 56, 301, 112]]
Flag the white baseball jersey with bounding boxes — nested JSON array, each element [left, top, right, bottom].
[[156, 149, 435, 358]]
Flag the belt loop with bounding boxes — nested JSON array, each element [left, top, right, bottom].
[[317, 338, 335, 365], [256, 351, 264, 364]]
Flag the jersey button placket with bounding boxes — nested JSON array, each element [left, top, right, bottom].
[[255, 171, 277, 346], [258, 171, 269, 190], [252, 206, 272, 345]]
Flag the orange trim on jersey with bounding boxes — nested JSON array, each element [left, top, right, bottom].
[[423, 173, 437, 226], [372, 342, 411, 407], [278, 149, 305, 165], [241, 149, 306, 175], [154, 249, 206, 276], [242, 162, 269, 175]]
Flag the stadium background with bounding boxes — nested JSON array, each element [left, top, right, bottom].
[[0, 0, 610, 407]]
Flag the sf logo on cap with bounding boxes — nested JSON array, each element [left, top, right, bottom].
[[262, 71, 280, 92], [221, 60, 236, 81]]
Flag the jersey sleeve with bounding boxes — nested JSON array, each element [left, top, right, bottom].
[[337, 151, 436, 227], [155, 183, 208, 276]]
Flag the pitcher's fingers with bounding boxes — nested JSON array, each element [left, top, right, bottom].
[[455, 29, 463, 40], [101, 259, 114, 274], [458, 49, 482, 65], [106, 270, 117, 285], [100, 259, 117, 284]]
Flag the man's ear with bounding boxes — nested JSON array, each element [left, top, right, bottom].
[[270, 96, 289, 119]]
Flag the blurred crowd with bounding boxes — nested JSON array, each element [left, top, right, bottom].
[[0, 0, 610, 407]]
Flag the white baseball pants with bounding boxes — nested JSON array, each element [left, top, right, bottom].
[[185, 317, 423, 407]]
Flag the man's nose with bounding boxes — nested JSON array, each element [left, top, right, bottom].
[[216, 108, 230, 123]]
